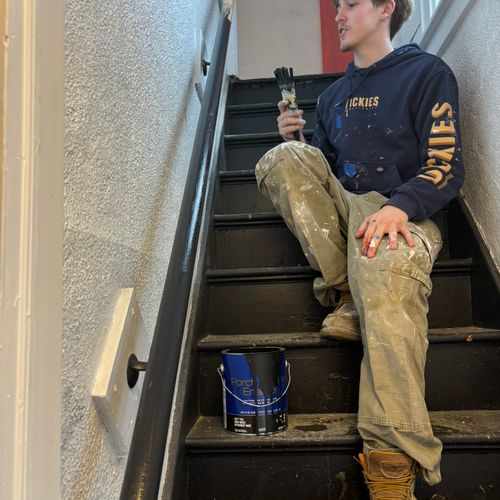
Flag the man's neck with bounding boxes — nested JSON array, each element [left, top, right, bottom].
[[354, 37, 394, 69]]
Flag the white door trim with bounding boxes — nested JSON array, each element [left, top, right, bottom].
[[0, 0, 64, 498]]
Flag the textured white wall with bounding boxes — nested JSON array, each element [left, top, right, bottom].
[[394, 0, 500, 269], [440, 0, 500, 268], [64, 1, 219, 498], [237, 0, 323, 79]]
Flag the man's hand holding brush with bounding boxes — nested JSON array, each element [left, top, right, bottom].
[[277, 100, 306, 142]]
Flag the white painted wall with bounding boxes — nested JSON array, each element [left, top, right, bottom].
[[395, 0, 500, 269], [237, 0, 323, 79], [440, 1, 500, 268], [64, 1, 220, 497]]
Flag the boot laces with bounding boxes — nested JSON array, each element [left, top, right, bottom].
[[362, 470, 416, 500]]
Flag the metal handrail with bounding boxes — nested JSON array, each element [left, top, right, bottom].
[[119, 3, 234, 498]]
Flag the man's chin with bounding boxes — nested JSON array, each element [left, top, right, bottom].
[[340, 42, 354, 52]]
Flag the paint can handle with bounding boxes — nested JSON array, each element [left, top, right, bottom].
[[217, 361, 291, 408]]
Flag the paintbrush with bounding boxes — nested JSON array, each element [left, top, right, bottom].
[[274, 66, 301, 141]]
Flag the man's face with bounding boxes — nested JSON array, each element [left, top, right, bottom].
[[335, 0, 388, 52]]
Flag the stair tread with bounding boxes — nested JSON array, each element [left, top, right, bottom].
[[230, 73, 343, 85], [228, 99, 317, 113], [219, 169, 258, 179], [214, 211, 455, 225], [198, 327, 500, 350], [186, 410, 500, 449], [225, 130, 314, 142], [207, 260, 474, 280], [213, 212, 282, 223], [228, 74, 343, 106]]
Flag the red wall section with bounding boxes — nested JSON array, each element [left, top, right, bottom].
[[320, 0, 353, 73]]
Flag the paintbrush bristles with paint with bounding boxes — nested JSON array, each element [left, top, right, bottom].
[[274, 66, 301, 141]]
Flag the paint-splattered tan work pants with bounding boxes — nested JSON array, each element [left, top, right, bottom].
[[255, 141, 443, 485]]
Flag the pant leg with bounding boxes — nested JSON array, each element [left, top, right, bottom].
[[255, 141, 351, 306], [256, 141, 444, 485], [346, 191, 444, 486]]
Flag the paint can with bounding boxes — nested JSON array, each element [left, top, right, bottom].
[[218, 347, 290, 435]]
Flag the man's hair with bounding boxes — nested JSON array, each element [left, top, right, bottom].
[[372, 0, 413, 39]]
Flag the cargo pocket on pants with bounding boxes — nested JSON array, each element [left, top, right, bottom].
[[380, 264, 433, 298]]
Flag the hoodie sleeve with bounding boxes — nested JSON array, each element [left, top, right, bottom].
[[384, 68, 464, 221], [310, 96, 338, 170]]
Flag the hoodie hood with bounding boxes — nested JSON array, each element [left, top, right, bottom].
[[335, 44, 424, 107], [345, 43, 424, 77]]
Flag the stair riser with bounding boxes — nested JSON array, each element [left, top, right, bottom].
[[216, 178, 447, 239], [217, 181, 275, 214], [187, 450, 500, 500], [228, 76, 340, 105], [215, 225, 307, 268], [227, 109, 316, 135], [214, 224, 453, 268], [216, 180, 450, 257], [225, 140, 280, 172], [199, 340, 500, 416], [208, 275, 473, 334], [200, 346, 361, 416], [209, 279, 325, 334]]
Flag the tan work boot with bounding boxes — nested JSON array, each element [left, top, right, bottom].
[[320, 291, 361, 341], [358, 449, 418, 500]]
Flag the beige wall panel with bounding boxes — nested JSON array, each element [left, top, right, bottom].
[[0, 0, 4, 200], [237, 0, 323, 79]]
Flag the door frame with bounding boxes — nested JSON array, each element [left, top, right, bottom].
[[0, 0, 64, 497]]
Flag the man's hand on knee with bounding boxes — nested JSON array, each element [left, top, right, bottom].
[[277, 100, 306, 142], [355, 205, 415, 258]]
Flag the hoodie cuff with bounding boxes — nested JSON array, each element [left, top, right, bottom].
[[383, 193, 420, 221]]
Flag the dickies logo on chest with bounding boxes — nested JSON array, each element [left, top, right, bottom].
[[345, 96, 380, 113]]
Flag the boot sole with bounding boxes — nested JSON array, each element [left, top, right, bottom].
[[320, 327, 362, 342]]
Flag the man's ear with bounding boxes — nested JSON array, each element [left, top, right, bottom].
[[381, 0, 396, 20]]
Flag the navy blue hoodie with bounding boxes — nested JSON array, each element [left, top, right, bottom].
[[311, 44, 464, 221]]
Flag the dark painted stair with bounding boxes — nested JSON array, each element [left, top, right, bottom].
[[179, 74, 500, 499], [187, 411, 500, 500], [198, 328, 500, 416]]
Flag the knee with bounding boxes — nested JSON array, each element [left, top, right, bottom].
[[255, 142, 287, 184], [256, 141, 329, 191], [255, 143, 306, 193], [255, 142, 299, 172]]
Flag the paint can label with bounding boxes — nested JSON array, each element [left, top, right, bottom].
[[219, 347, 288, 435]]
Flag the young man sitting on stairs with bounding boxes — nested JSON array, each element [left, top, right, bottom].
[[255, 0, 464, 498]]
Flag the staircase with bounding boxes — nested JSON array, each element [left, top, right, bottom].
[[178, 74, 500, 499]]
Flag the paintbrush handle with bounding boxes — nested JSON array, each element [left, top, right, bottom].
[[281, 90, 301, 141], [274, 67, 302, 141], [287, 103, 301, 141]]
